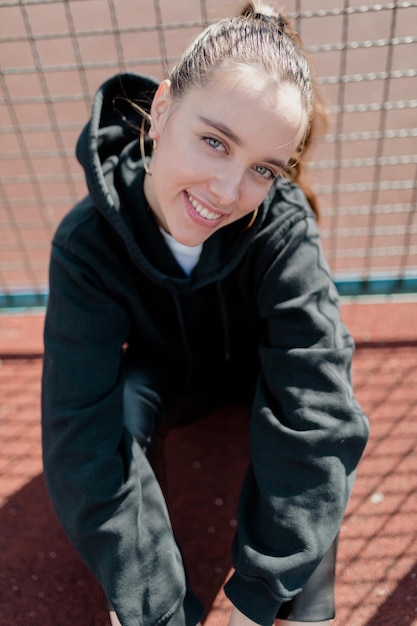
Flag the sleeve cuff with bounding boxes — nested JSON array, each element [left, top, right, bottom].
[[224, 571, 285, 626]]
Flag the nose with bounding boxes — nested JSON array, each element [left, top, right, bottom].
[[208, 164, 243, 206]]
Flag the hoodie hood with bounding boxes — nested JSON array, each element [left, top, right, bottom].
[[75, 72, 268, 292], [76, 72, 158, 210]]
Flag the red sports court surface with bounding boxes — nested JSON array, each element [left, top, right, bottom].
[[1, 299, 416, 626]]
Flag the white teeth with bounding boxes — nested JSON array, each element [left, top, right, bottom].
[[187, 193, 222, 221]]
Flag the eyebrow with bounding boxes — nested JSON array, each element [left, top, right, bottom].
[[198, 114, 287, 171], [198, 115, 242, 146]]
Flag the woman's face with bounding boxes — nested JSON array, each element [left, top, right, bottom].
[[144, 68, 307, 246]]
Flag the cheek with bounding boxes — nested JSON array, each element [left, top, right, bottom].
[[158, 134, 200, 179], [240, 179, 271, 214]]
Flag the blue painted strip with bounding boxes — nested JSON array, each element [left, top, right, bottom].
[[335, 275, 417, 296], [0, 290, 49, 310], [1, 275, 417, 309]]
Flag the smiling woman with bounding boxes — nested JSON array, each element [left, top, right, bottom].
[[143, 71, 306, 246], [41, 2, 369, 626]]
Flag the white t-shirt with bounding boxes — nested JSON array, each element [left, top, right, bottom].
[[160, 229, 203, 276]]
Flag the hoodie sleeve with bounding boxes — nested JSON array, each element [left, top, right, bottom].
[[224, 211, 369, 625], [41, 240, 188, 626]]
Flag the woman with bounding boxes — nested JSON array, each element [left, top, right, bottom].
[[41, 2, 369, 625]]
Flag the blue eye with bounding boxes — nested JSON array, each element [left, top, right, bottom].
[[254, 165, 276, 180], [204, 136, 226, 152]]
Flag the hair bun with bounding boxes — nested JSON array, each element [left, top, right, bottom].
[[240, 2, 288, 32]]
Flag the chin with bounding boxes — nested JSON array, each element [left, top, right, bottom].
[[174, 228, 209, 247]]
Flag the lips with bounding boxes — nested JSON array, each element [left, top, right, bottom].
[[186, 192, 223, 221]]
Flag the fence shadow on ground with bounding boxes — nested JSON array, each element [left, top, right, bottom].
[[1, 338, 417, 625], [0, 405, 250, 626]]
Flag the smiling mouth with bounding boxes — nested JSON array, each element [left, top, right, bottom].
[[187, 193, 223, 221]]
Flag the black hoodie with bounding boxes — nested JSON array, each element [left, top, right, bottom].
[[41, 73, 369, 626]]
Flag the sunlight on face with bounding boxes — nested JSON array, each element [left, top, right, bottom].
[[144, 66, 307, 247]]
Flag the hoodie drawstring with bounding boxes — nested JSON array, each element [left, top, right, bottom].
[[216, 281, 231, 363], [172, 282, 232, 388], [172, 292, 193, 388]]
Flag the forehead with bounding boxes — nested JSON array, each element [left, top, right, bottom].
[[177, 66, 307, 158]]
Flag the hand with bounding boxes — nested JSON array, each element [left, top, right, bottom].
[[227, 605, 266, 626], [109, 611, 122, 626], [110, 612, 204, 626]]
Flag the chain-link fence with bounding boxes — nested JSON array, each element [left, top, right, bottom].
[[1, 0, 416, 307]]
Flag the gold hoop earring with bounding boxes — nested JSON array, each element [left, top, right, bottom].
[[245, 206, 259, 229], [140, 113, 152, 175]]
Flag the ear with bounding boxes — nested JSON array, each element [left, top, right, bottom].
[[149, 79, 173, 140]]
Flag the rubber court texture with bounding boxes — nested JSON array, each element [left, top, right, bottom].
[[0, 299, 416, 626]]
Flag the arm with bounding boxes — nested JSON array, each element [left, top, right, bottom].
[[228, 606, 265, 626], [42, 242, 187, 625], [224, 214, 369, 624]]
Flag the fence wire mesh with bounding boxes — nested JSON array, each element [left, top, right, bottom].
[[1, 0, 417, 306]]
